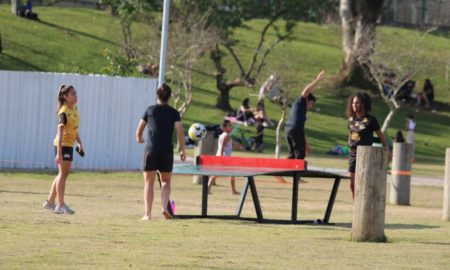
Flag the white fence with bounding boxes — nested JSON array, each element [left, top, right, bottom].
[[0, 70, 157, 170]]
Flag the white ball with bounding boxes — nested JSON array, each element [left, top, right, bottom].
[[188, 123, 206, 142]]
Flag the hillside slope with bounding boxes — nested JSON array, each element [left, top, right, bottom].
[[1, 5, 449, 165]]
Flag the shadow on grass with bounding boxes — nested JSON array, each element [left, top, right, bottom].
[[0, 189, 97, 198], [333, 222, 439, 230], [0, 53, 43, 71], [38, 20, 118, 46], [417, 241, 450, 246]]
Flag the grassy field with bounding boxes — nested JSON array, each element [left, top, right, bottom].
[[0, 5, 449, 166], [1, 171, 449, 269]]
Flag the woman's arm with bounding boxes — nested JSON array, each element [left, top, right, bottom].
[[220, 134, 230, 156], [135, 119, 146, 143], [174, 121, 186, 161], [76, 133, 83, 151], [55, 126, 64, 164]]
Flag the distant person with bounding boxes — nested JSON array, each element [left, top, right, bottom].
[[253, 100, 266, 152], [416, 79, 434, 108], [396, 77, 415, 102], [347, 92, 389, 200], [405, 114, 416, 161], [19, 0, 38, 20], [43, 85, 84, 214], [285, 70, 325, 159], [135, 83, 186, 220], [236, 98, 256, 125], [208, 120, 239, 195]]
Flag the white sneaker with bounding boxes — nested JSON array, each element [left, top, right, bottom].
[[42, 200, 56, 211], [53, 203, 75, 214]]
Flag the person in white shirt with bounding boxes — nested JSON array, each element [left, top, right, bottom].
[[208, 120, 239, 195], [406, 114, 416, 161]]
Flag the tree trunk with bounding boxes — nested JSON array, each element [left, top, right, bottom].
[[381, 107, 397, 134], [275, 109, 286, 159], [12, 0, 21, 15], [216, 85, 232, 111], [336, 0, 383, 89]]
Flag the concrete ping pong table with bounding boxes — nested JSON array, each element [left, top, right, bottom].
[[172, 155, 349, 224]]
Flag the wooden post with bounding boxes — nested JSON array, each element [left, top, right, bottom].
[[352, 146, 388, 242], [193, 130, 217, 184], [443, 148, 450, 221], [390, 143, 413, 205]]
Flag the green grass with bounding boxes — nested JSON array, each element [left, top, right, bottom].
[[1, 5, 449, 168], [1, 171, 450, 269]]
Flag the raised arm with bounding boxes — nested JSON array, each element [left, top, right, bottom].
[[301, 70, 325, 98], [174, 121, 186, 161]]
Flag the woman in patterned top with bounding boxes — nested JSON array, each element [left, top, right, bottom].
[[43, 85, 84, 214], [346, 92, 389, 200]]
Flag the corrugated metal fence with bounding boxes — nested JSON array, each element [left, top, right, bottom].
[[0, 70, 157, 170]]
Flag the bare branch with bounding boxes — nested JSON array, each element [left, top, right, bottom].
[[255, 32, 293, 80], [246, 11, 285, 79], [223, 44, 246, 77]]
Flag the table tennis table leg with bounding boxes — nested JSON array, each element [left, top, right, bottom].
[[323, 177, 341, 224], [201, 175, 209, 217], [235, 179, 250, 217], [291, 172, 299, 222], [248, 176, 264, 222]]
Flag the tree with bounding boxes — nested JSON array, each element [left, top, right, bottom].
[[179, 0, 335, 110], [336, 0, 384, 89], [357, 26, 440, 133], [258, 74, 294, 158], [100, 0, 159, 59], [143, 7, 219, 117]]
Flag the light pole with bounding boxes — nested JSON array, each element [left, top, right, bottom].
[[158, 0, 171, 87]]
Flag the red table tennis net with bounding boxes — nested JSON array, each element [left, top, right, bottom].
[[197, 155, 305, 170]]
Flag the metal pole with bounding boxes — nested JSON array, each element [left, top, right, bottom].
[[158, 0, 171, 87]]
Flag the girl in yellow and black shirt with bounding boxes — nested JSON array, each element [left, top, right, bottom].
[[346, 92, 389, 201], [43, 85, 84, 214]]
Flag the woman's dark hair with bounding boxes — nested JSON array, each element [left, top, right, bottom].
[[242, 98, 250, 108], [346, 91, 372, 117], [157, 83, 172, 103], [395, 130, 405, 143], [221, 119, 231, 128], [423, 79, 434, 91], [57, 85, 74, 113], [307, 93, 316, 102]]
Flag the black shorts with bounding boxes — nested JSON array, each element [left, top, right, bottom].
[[142, 151, 174, 172], [348, 150, 357, 173], [286, 128, 306, 159], [54, 146, 74, 161]]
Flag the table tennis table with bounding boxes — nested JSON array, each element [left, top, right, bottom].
[[172, 155, 349, 224]]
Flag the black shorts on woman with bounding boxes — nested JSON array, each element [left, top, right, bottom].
[[143, 151, 174, 172], [54, 146, 74, 161]]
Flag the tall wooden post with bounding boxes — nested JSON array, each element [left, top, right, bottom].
[[193, 130, 217, 184], [390, 143, 414, 205], [352, 146, 388, 242], [443, 148, 450, 221]]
